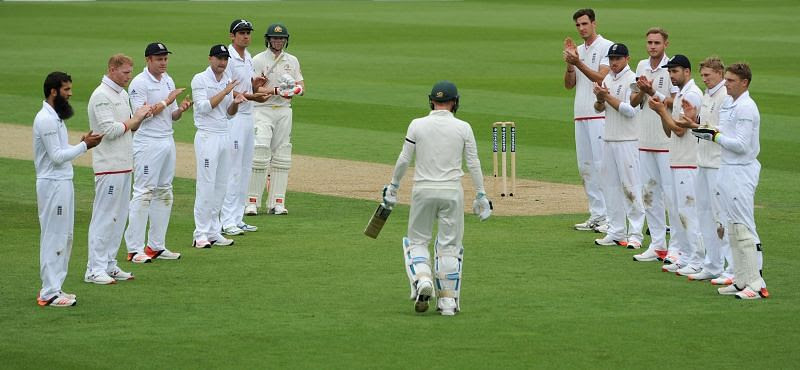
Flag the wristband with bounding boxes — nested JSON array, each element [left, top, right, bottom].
[[274, 87, 279, 95], [160, 100, 168, 109]]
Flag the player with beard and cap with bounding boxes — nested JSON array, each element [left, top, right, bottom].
[[220, 19, 268, 236], [33, 71, 103, 307]]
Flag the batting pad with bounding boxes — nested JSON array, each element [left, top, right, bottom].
[[403, 237, 432, 300]]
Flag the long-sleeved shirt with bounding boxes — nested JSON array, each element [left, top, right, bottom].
[[87, 75, 133, 174], [191, 66, 233, 133], [391, 110, 484, 192], [716, 90, 760, 165], [128, 68, 178, 139], [33, 101, 87, 180]]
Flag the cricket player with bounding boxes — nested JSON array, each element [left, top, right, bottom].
[[690, 63, 768, 299], [191, 44, 248, 248], [383, 81, 491, 316], [34, 71, 103, 307], [85, 54, 152, 285], [675, 57, 733, 282], [629, 28, 677, 262], [246, 23, 305, 216], [591, 43, 645, 249], [125, 42, 192, 263], [648, 54, 704, 276], [563, 8, 614, 232], [221, 19, 267, 236]]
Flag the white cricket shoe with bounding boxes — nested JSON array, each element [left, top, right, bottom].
[[270, 204, 289, 215], [108, 267, 134, 281], [437, 297, 458, 316], [718, 284, 741, 295], [127, 252, 152, 264], [575, 216, 604, 231], [593, 222, 609, 234], [58, 291, 77, 300], [84, 272, 116, 285], [245, 204, 258, 216], [222, 225, 245, 236], [711, 276, 734, 285], [735, 287, 764, 300], [145, 246, 181, 260], [594, 234, 627, 247], [238, 223, 258, 232], [211, 236, 234, 246], [632, 248, 667, 262], [676, 265, 701, 277], [415, 278, 434, 313], [192, 240, 212, 249], [37, 294, 76, 307], [626, 240, 642, 250], [688, 270, 718, 281], [662, 263, 683, 273]]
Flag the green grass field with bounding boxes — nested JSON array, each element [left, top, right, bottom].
[[1, 1, 799, 368]]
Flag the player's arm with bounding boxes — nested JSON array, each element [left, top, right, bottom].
[[649, 97, 683, 137], [463, 126, 485, 194], [36, 119, 91, 163], [227, 91, 247, 117], [564, 65, 576, 89], [91, 96, 127, 139], [390, 125, 416, 186], [715, 110, 756, 154]]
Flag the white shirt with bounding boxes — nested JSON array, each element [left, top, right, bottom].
[[573, 35, 614, 120], [668, 79, 703, 167], [601, 65, 638, 141], [128, 68, 178, 139], [252, 49, 303, 108], [191, 66, 234, 133], [716, 90, 760, 166], [634, 55, 673, 151], [33, 101, 87, 180], [224, 44, 254, 114], [88, 76, 134, 174], [697, 81, 726, 168], [391, 110, 484, 192]]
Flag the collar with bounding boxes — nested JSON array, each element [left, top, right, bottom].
[[707, 80, 725, 96], [584, 34, 603, 48], [647, 54, 669, 72], [228, 44, 250, 62], [204, 66, 225, 83], [429, 109, 454, 117], [610, 65, 631, 80], [679, 79, 697, 95], [41, 100, 59, 120], [144, 67, 164, 83], [731, 90, 750, 105], [102, 75, 124, 94]]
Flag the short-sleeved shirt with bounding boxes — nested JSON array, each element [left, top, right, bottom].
[[191, 66, 233, 133], [224, 44, 254, 114], [573, 35, 614, 120], [33, 101, 87, 180], [128, 68, 178, 139], [634, 55, 673, 151], [669, 79, 703, 167], [252, 50, 303, 108], [87, 75, 133, 173]]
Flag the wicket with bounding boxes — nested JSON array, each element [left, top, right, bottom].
[[492, 121, 516, 197]]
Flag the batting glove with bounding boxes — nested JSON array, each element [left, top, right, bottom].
[[382, 183, 399, 208], [279, 73, 295, 87], [280, 85, 304, 98], [472, 192, 493, 221], [691, 128, 718, 142]]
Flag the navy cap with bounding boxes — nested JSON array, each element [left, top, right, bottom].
[[663, 54, 691, 69], [209, 44, 230, 58], [606, 43, 629, 57], [230, 19, 253, 33], [145, 42, 171, 57]]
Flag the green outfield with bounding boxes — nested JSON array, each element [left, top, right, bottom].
[[1, 1, 798, 368]]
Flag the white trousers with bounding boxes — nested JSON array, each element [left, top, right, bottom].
[[574, 118, 606, 219], [639, 150, 674, 250], [696, 167, 730, 275], [221, 112, 254, 228], [194, 131, 232, 241], [37, 179, 74, 301], [87, 172, 131, 276], [669, 168, 704, 268], [125, 136, 176, 253], [601, 141, 645, 242], [717, 162, 761, 242], [251, 106, 293, 208]]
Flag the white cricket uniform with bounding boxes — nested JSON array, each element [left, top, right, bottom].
[[221, 45, 255, 228], [125, 68, 179, 254], [192, 66, 235, 242], [715, 90, 763, 289], [391, 110, 485, 308], [249, 49, 304, 210], [634, 56, 675, 251], [572, 35, 614, 221], [667, 79, 704, 268], [86, 76, 134, 277], [696, 81, 731, 276], [599, 65, 645, 243], [33, 101, 88, 301]]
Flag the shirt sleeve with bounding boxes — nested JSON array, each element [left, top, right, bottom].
[[618, 83, 638, 118], [36, 118, 86, 164], [90, 94, 126, 140], [128, 78, 146, 111], [463, 124, 485, 194], [192, 75, 212, 114], [293, 58, 304, 82], [390, 123, 416, 185], [716, 107, 756, 154]]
